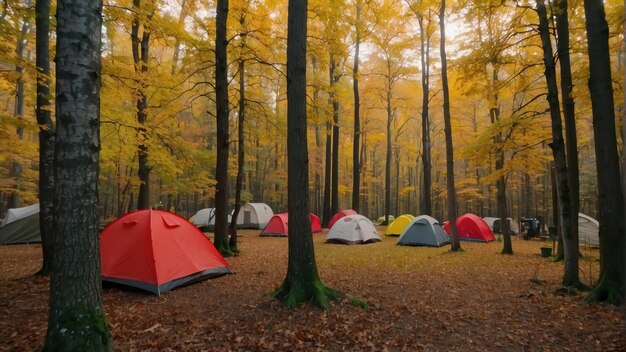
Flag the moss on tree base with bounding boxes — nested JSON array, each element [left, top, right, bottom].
[[272, 278, 342, 310], [584, 278, 624, 306], [44, 309, 111, 351]]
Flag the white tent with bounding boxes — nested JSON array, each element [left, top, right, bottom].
[[325, 214, 381, 244], [578, 213, 599, 248], [231, 203, 274, 229], [1, 203, 39, 227], [482, 217, 518, 234], [190, 208, 232, 231]]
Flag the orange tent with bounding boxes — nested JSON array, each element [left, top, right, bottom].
[[100, 209, 230, 294]]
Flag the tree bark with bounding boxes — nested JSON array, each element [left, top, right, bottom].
[[351, 0, 361, 213], [214, 0, 232, 255], [35, 0, 55, 276], [273, 0, 339, 309], [536, 0, 582, 288], [9, 18, 32, 209], [171, 0, 188, 74], [417, 13, 432, 216], [384, 88, 392, 225], [556, 0, 581, 272], [322, 120, 332, 226], [582, 0, 625, 305], [228, 37, 246, 252], [330, 54, 340, 217], [44, 0, 111, 349], [132, 0, 153, 210], [439, 0, 461, 251]]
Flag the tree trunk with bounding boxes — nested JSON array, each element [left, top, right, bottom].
[[228, 48, 246, 252], [273, 0, 339, 309], [10, 18, 32, 209], [322, 120, 332, 226], [214, 0, 232, 256], [556, 0, 581, 275], [44, 1, 111, 349], [351, 0, 361, 213], [439, 0, 461, 251], [132, 0, 153, 210], [171, 0, 188, 74], [418, 14, 432, 216], [536, 0, 582, 288], [330, 54, 340, 217], [489, 67, 513, 254], [582, 0, 625, 305], [36, 0, 55, 276], [384, 89, 392, 225]]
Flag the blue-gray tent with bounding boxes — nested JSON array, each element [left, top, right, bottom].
[[397, 215, 450, 247]]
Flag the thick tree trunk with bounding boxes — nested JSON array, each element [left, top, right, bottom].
[[439, 0, 461, 251], [351, 0, 361, 213], [556, 0, 581, 273], [36, 0, 55, 276], [273, 0, 339, 309], [536, 0, 582, 288], [44, 0, 111, 349], [582, 0, 625, 305], [214, 0, 231, 255]]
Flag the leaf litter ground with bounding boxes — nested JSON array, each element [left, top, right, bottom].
[[0, 229, 624, 351]]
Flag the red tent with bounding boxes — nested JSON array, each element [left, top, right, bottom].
[[261, 213, 289, 237], [327, 209, 357, 229], [443, 213, 495, 242], [260, 213, 322, 236], [100, 209, 230, 295], [310, 213, 322, 233]]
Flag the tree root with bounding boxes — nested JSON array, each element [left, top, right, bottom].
[[272, 278, 342, 310], [583, 278, 624, 306]]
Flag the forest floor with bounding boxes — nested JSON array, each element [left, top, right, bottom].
[[0, 228, 624, 351]]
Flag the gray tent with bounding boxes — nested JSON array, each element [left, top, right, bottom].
[[397, 215, 450, 247], [0, 213, 41, 244]]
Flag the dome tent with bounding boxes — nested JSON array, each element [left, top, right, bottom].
[[231, 203, 274, 229], [325, 214, 381, 245], [327, 209, 357, 229], [397, 215, 450, 247], [260, 213, 323, 237], [385, 214, 414, 236], [100, 209, 230, 295], [443, 213, 495, 242]]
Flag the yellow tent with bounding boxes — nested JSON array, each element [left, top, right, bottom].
[[385, 214, 414, 236]]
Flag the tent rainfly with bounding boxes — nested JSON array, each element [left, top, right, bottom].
[[0, 204, 41, 245], [444, 213, 495, 242], [327, 209, 357, 229], [385, 214, 414, 236], [1, 203, 39, 227], [260, 213, 323, 237], [325, 214, 381, 245], [397, 215, 450, 247], [231, 203, 274, 229], [100, 209, 230, 295], [578, 213, 599, 248]]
